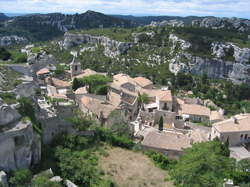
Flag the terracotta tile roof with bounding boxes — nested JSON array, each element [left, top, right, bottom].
[[74, 69, 107, 79], [51, 78, 71, 88], [134, 77, 153, 88], [180, 104, 211, 117], [213, 114, 250, 133], [80, 96, 117, 118], [142, 131, 191, 151], [36, 68, 50, 76], [74, 87, 88, 95], [210, 111, 224, 122], [113, 73, 136, 87], [140, 89, 172, 102]]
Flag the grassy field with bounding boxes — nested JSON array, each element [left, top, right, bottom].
[[99, 147, 174, 187]]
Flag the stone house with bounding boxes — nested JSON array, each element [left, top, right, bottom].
[[141, 89, 173, 112], [179, 104, 211, 123], [36, 68, 50, 80], [211, 114, 250, 146], [108, 74, 139, 120], [79, 95, 117, 124], [141, 131, 191, 159], [45, 77, 71, 96], [134, 76, 154, 89]]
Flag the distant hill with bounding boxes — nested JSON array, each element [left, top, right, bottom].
[[112, 15, 205, 25], [0, 13, 8, 22], [0, 10, 136, 41]]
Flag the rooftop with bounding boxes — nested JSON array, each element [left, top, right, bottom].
[[74, 68, 106, 79], [36, 68, 50, 76], [49, 78, 71, 88], [213, 114, 250, 133], [141, 89, 172, 102], [80, 95, 117, 119], [113, 73, 136, 87], [134, 77, 153, 88], [142, 131, 191, 151], [180, 104, 211, 117]]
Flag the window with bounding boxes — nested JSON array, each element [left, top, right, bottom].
[[245, 134, 248, 140], [240, 134, 244, 140], [74, 65, 78, 71]]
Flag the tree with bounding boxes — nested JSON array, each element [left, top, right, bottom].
[[0, 47, 11, 60], [9, 169, 32, 186], [72, 78, 81, 91], [158, 116, 163, 131], [170, 139, 235, 187], [107, 110, 133, 137], [138, 92, 149, 105]]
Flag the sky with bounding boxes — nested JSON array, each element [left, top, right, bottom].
[[0, 0, 250, 19]]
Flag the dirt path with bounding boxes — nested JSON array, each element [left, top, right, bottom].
[[99, 147, 174, 187]]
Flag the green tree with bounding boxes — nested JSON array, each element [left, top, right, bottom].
[[31, 175, 63, 187], [170, 140, 235, 187], [72, 78, 81, 91], [107, 110, 133, 137], [0, 47, 11, 60], [9, 169, 32, 186], [158, 116, 163, 131], [138, 92, 149, 105]]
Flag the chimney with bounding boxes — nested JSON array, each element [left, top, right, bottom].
[[231, 116, 238, 124]]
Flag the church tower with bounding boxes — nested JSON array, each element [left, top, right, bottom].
[[70, 57, 82, 78]]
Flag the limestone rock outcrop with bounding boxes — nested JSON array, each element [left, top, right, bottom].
[[0, 99, 41, 172], [192, 17, 250, 32], [62, 32, 134, 57], [0, 35, 28, 46]]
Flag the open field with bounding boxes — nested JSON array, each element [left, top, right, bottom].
[[99, 147, 174, 187]]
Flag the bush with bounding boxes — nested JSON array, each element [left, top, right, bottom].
[[9, 169, 32, 186], [12, 52, 27, 63], [96, 128, 134, 149], [0, 47, 11, 60], [146, 151, 170, 170]]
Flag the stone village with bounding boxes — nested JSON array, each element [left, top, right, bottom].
[[1, 45, 250, 186]]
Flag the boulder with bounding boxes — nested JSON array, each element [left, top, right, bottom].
[[65, 180, 78, 187], [49, 176, 63, 183], [0, 171, 8, 187], [0, 103, 21, 127]]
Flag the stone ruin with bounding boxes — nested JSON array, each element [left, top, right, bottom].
[[0, 98, 41, 172]]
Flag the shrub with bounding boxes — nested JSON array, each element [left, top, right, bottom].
[[9, 169, 32, 186]]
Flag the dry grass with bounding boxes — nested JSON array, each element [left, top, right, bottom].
[[99, 147, 174, 187]]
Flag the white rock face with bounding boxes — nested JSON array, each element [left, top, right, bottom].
[[192, 17, 250, 32], [65, 180, 78, 187], [0, 101, 41, 172], [50, 176, 63, 182], [212, 42, 250, 64], [150, 20, 184, 27], [0, 35, 28, 46], [0, 171, 8, 187], [62, 32, 134, 57], [169, 34, 191, 53], [0, 103, 21, 127]]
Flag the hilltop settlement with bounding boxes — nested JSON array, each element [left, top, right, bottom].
[[0, 12, 250, 186]]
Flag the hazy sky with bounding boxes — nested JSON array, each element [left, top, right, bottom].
[[0, 0, 250, 18]]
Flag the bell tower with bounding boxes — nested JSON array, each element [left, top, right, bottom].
[[70, 57, 82, 78]]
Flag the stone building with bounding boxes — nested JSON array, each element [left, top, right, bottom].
[[211, 114, 250, 146]]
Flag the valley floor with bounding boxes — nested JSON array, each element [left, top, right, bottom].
[[99, 147, 174, 187]]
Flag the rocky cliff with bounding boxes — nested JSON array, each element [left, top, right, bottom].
[[169, 34, 250, 84], [0, 98, 41, 171], [192, 17, 250, 32], [0, 35, 28, 46], [62, 32, 134, 57], [1, 11, 135, 41]]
